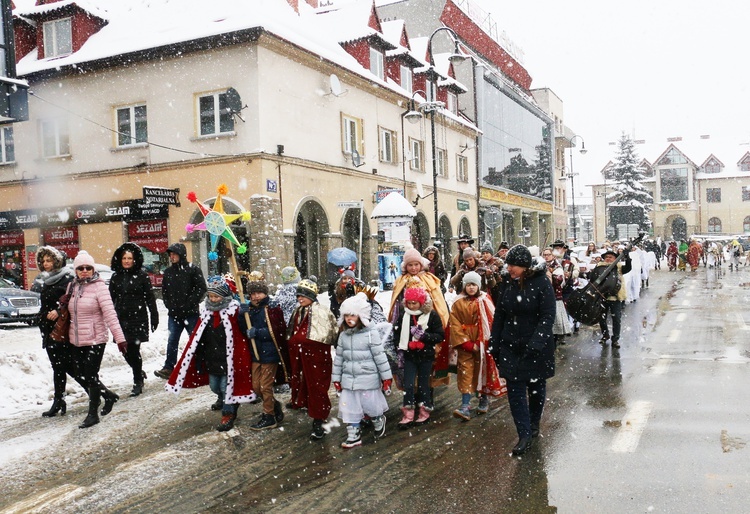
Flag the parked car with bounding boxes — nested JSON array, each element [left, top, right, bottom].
[[31, 263, 113, 294], [0, 276, 41, 325]]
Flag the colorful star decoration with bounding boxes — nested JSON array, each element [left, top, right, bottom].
[[185, 184, 251, 260]]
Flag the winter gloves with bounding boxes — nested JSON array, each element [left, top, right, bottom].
[[408, 341, 425, 351], [382, 379, 392, 394], [333, 382, 342, 393], [461, 341, 476, 353], [409, 325, 425, 340], [246, 327, 257, 340], [117, 341, 128, 354]]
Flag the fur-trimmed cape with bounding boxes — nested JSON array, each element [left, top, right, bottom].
[[165, 300, 255, 404]]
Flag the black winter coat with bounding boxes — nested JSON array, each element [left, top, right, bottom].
[[490, 268, 556, 381], [109, 242, 159, 343], [38, 271, 73, 345], [393, 308, 444, 362], [161, 243, 206, 319]]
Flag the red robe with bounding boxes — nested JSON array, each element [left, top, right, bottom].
[[165, 300, 254, 404]]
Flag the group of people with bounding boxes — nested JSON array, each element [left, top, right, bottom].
[[35, 234, 581, 457], [665, 239, 747, 272]]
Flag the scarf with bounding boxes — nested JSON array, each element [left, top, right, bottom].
[[205, 296, 232, 312], [398, 306, 430, 351], [42, 268, 68, 286]]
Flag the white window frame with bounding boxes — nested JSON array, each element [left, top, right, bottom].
[[379, 127, 396, 164], [369, 47, 384, 80], [0, 126, 14, 164], [409, 138, 423, 172], [457, 154, 468, 182], [400, 65, 412, 94], [196, 91, 235, 137], [446, 92, 458, 115], [115, 104, 148, 147], [40, 119, 70, 158], [436, 147, 447, 177], [341, 113, 364, 156], [43, 18, 72, 58]]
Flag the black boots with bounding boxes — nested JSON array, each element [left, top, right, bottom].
[[250, 413, 277, 431], [42, 398, 67, 417], [310, 419, 326, 440], [273, 400, 284, 423], [100, 388, 119, 416], [78, 387, 101, 428], [512, 436, 533, 456], [210, 398, 224, 411], [130, 383, 143, 397]]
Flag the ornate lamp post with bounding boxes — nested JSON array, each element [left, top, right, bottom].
[[568, 134, 587, 242]]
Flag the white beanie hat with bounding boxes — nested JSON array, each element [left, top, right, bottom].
[[462, 271, 482, 287], [338, 292, 372, 327]]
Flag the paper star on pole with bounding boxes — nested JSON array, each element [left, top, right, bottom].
[[185, 185, 251, 260]]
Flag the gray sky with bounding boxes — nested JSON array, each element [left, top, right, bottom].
[[476, 0, 750, 201]]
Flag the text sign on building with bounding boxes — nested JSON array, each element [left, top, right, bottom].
[[337, 201, 362, 209], [374, 188, 404, 203], [457, 199, 470, 211], [266, 180, 277, 193], [143, 186, 180, 206]]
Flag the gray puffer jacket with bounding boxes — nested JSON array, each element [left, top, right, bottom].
[[333, 325, 392, 390]]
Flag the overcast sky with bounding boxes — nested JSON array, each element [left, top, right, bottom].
[[475, 0, 750, 201]]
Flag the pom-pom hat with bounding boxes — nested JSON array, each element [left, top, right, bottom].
[[296, 277, 319, 301], [403, 287, 428, 305], [73, 251, 95, 270], [280, 266, 301, 285], [206, 276, 231, 297], [338, 292, 372, 327], [505, 245, 532, 268]]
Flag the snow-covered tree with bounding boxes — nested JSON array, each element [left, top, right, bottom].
[[607, 133, 653, 232]]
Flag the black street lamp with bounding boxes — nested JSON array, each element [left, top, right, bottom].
[[568, 134, 587, 242]]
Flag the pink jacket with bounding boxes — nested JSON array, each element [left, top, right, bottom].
[[68, 278, 125, 347]]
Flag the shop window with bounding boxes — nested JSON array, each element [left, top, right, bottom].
[[115, 104, 148, 147], [0, 126, 14, 164], [40, 118, 70, 158], [706, 188, 721, 203], [197, 91, 234, 136], [708, 217, 722, 233], [43, 18, 72, 59]]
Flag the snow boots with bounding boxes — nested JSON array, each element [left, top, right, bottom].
[[42, 398, 66, 417], [100, 388, 119, 416], [398, 406, 415, 429], [310, 419, 326, 440], [216, 413, 236, 432], [250, 413, 277, 431], [341, 425, 362, 449], [414, 405, 431, 425]]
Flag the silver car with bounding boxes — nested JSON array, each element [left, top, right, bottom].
[[31, 264, 113, 293], [0, 277, 41, 325]]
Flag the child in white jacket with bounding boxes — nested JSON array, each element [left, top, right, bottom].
[[332, 293, 393, 449]]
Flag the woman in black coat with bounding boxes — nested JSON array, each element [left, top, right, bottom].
[[490, 245, 556, 456], [109, 243, 159, 397], [37, 246, 83, 417]]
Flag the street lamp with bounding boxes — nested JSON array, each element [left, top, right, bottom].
[[425, 26, 467, 243], [568, 134, 587, 242]]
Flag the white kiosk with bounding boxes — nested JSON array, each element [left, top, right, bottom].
[[371, 192, 416, 290]]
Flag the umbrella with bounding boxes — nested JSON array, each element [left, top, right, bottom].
[[327, 247, 357, 267]]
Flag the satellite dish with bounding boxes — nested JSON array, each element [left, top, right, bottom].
[[225, 88, 243, 113], [351, 149, 365, 168], [415, 178, 425, 199], [330, 74, 342, 96]]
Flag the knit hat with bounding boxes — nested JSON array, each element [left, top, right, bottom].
[[462, 271, 482, 287], [505, 245, 532, 268], [206, 275, 231, 297], [280, 266, 301, 285], [480, 241, 494, 254], [341, 269, 355, 279], [401, 248, 428, 272], [403, 287, 428, 305], [463, 247, 478, 261], [246, 271, 269, 295], [296, 276, 319, 301], [338, 292, 372, 327], [36, 245, 66, 270], [497, 241, 510, 250], [73, 251, 95, 270]]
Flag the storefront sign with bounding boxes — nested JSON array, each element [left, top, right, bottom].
[[374, 188, 404, 203], [143, 186, 180, 206], [42, 226, 80, 260], [25, 245, 38, 271], [457, 199, 470, 211], [128, 219, 169, 254], [0, 200, 169, 230], [0, 230, 24, 246]]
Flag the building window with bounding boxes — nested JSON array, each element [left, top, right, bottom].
[[658, 147, 687, 165], [436, 148, 447, 177], [457, 155, 468, 182], [341, 113, 364, 156], [369, 47, 384, 80], [378, 127, 396, 163], [706, 187, 721, 203], [744, 215, 750, 232], [43, 18, 72, 58], [740, 156, 750, 171], [708, 217, 722, 233], [0, 126, 14, 164], [659, 168, 688, 201], [703, 160, 720, 174], [743, 186, 750, 202], [40, 119, 70, 158], [446, 92, 458, 115], [115, 104, 148, 147], [409, 138, 423, 171], [400, 65, 412, 94], [197, 91, 234, 136]]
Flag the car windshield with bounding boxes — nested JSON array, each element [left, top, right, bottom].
[[0, 277, 18, 289]]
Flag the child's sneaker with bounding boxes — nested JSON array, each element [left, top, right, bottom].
[[477, 396, 490, 414], [341, 425, 362, 448], [310, 419, 326, 440], [216, 413, 236, 432], [372, 415, 386, 438], [453, 404, 471, 421]]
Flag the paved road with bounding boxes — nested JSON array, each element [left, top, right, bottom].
[[1, 265, 749, 513]]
